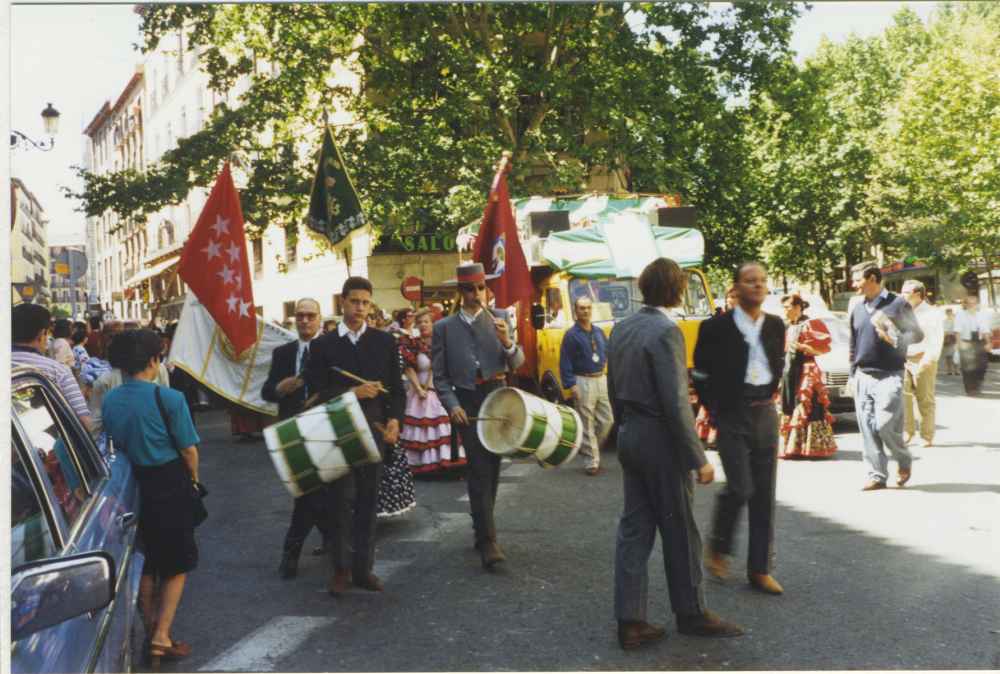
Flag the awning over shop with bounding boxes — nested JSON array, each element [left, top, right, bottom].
[[125, 256, 179, 288]]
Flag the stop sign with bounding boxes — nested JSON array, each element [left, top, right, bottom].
[[400, 276, 423, 302]]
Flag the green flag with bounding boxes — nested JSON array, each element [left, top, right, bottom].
[[306, 127, 366, 245]]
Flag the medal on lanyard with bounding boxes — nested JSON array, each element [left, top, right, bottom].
[[591, 332, 600, 363]]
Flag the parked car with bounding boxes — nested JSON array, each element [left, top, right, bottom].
[[10, 366, 143, 673], [761, 294, 854, 415]]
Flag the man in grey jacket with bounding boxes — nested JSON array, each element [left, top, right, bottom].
[[433, 262, 524, 569], [608, 258, 743, 651]]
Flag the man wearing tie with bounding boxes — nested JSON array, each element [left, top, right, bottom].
[[262, 297, 327, 579]]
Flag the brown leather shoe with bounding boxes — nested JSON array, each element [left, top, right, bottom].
[[585, 466, 600, 476], [896, 468, 912, 487], [480, 540, 506, 569], [676, 610, 744, 638], [327, 569, 351, 597], [704, 548, 729, 580], [748, 573, 784, 595], [617, 621, 666, 650], [354, 572, 384, 592], [861, 480, 887, 491]]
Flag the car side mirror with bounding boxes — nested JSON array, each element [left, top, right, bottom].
[[11, 552, 115, 641], [530, 304, 546, 330]]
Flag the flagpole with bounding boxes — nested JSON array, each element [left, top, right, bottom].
[[491, 151, 513, 200]]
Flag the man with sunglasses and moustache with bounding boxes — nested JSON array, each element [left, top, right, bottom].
[[432, 262, 525, 570]]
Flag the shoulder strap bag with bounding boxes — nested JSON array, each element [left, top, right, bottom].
[[154, 386, 208, 527]]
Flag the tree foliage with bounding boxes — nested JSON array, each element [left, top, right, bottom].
[[65, 2, 801, 269]]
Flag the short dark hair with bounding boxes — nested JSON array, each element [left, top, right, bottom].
[[342, 276, 373, 297], [12, 304, 51, 343], [89, 316, 102, 330], [638, 257, 687, 308], [781, 293, 810, 310], [52, 319, 72, 339], [733, 261, 767, 285], [862, 266, 882, 284], [71, 327, 88, 345], [73, 321, 87, 332], [110, 329, 163, 376]]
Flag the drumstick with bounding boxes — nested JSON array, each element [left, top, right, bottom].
[[468, 416, 508, 421], [331, 366, 389, 394]]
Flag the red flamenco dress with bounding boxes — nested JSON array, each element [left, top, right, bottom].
[[398, 336, 466, 474], [779, 317, 837, 459]]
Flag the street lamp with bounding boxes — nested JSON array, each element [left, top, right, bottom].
[[10, 103, 60, 151]]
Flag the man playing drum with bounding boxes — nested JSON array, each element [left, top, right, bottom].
[[305, 277, 404, 596], [261, 298, 329, 580], [432, 262, 525, 569]]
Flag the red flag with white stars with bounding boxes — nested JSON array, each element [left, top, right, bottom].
[[178, 162, 257, 355]]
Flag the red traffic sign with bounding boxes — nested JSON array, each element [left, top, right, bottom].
[[400, 276, 423, 302]]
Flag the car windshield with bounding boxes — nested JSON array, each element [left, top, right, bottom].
[[568, 271, 712, 321]]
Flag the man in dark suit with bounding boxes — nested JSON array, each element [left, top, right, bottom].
[[305, 277, 404, 597], [261, 298, 328, 579], [432, 262, 524, 570], [608, 258, 744, 651], [693, 261, 786, 595]]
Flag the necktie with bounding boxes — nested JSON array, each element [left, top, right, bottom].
[[298, 344, 310, 396]]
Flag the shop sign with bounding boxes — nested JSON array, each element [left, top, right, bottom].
[[375, 232, 457, 254]]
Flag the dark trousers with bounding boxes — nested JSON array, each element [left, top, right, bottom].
[[710, 402, 779, 574], [454, 383, 503, 545], [282, 488, 331, 556], [326, 461, 383, 575], [614, 413, 705, 622], [959, 338, 988, 395]]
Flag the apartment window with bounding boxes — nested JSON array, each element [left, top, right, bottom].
[[283, 301, 296, 321], [252, 238, 263, 274]]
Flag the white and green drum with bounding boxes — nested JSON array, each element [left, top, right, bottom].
[[477, 387, 583, 468], [263, 391, 381, 498]]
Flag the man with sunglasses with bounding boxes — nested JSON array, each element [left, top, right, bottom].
[[262, 297, 331, 579], [432, 262, 525, 569]]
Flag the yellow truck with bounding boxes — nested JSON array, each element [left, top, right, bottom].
[[460, 194, 716, 403]]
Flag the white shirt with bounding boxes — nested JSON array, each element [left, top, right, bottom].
[[732, 305, 773, 386], [459, 305, 518, 355], [864, 288, 889, 314], [906, 301, 944, 363], [337, 321, 367, 345], [954, 308, 993, 341]]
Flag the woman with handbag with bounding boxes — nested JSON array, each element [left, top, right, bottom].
[[102, 329, 203, 668]]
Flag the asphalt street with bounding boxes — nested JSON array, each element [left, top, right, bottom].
[[149, 363, 1000, 672]]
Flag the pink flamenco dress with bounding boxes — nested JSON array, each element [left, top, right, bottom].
[[779, 317, 838, 459], [399, 336, 466, 474]]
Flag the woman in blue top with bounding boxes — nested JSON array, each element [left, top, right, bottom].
[[103, 330, 201, 668]]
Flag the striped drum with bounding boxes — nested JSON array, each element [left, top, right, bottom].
[[263, 391, 381, 498], [477, 387, 583, 468]]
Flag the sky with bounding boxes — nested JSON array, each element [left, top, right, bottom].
[[7, 2, 939, 247]]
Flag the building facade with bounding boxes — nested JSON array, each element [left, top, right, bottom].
[[48, 245, 89, 318], [11, 178, 50, 305]]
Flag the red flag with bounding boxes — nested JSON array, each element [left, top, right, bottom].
[[472, 156, 532, 308], [472, 155, 535, 377], [178, 163, 257, 355]]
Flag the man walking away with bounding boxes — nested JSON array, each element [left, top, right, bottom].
[[954, 294, 991, 396], [900, 280, 943, 447], [849, 266, 924, 490], [694, 261, 786, 596], [560, 296, 613, 476], [610, 257, 743, 651]]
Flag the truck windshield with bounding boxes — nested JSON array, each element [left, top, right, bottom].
[[568, 271, 712, 321]]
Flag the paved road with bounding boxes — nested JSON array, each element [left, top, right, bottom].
[[150, 364, 1000, 671]]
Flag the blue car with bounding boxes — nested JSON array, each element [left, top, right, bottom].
[[10, 366, 144, 673]]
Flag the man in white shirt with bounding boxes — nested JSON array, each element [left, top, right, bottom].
[[900, 280, 944, 447], [954, 294, 993, 395]]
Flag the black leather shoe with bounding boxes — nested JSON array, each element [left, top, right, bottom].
[[278, 551, 299, 579], [480, 540, 506, 569], [676, 610, 744, 637], [617, 621, 666, 650]]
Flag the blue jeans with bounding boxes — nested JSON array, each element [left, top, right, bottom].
[[854, 370, 912, 483]]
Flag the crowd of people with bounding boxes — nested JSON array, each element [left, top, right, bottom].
[[11, 253, 995, 661]]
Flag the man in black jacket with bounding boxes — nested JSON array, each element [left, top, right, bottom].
[[261, 297, 328, 579], [305, 277, 404, 597], [693, 261, 786, 596]]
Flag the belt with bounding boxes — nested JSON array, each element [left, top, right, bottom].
[[576, 371, 604, 378], [747, 398, 775, 408], [475, 373, 506, 386]]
